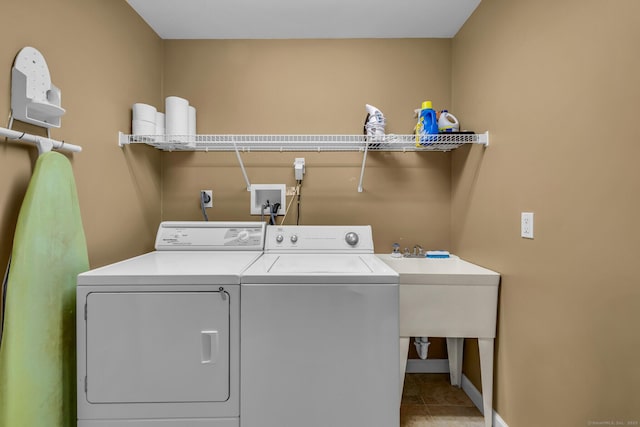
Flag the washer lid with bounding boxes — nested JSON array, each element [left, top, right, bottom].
[[78, 251, 263, 285], [241, 254, 398, 284]]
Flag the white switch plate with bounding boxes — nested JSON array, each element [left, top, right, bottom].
[[521, 212, 534, 239]]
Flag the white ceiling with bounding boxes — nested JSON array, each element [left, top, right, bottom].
[[126, 0, 481, 39]]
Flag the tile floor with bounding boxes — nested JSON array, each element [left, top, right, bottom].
[[400, 373, 485, 427]]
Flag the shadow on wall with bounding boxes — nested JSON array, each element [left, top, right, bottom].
[[451, 143, 488, 245], [121, 144, 162, 239]]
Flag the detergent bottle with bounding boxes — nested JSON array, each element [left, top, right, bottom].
[[415, 101, 438, 146], [438, 110, 460, 132]]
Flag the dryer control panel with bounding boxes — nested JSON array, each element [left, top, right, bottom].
[[155, 221, 266, 251]]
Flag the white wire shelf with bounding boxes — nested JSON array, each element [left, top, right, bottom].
[[118, 131, 488, 193], [118, 132, 489, 152]]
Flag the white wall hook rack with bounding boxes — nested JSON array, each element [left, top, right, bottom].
[[1, 126, 81, 155], [11, 47, 65, 128]]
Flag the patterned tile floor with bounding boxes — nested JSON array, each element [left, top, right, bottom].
[[400, 373, 485, 427]]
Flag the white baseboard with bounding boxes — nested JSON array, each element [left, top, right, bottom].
[[461, 374, 509, 427], [404, 359, 508, 427]]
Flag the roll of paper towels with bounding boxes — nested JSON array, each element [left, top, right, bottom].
[[132, 120, 155, 135], [132, 103, 157, 137], [132, 103, 157, 122], [165, 96, 189, 137], [154, 112, 165, 143], [188, 106, 196, 136]]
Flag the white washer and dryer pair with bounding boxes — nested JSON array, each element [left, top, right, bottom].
[[77, 222, 399, 427]]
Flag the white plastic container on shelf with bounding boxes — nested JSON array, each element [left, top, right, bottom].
[[438, 110, 460, 132]]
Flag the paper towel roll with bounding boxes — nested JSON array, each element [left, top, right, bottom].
[[165, 96, 189, 137], [155, 112, 165, 135], [153, 112, 165, 143], [132, 103, 157, 122], [132, 119, 155, 135], [188, 106, 196, 136]]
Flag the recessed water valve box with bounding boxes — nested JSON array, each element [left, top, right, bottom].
[[250, 184, 286, 216]]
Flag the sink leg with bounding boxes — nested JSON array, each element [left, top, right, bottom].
[[446, 337, 464, 387], [478, 338, 494, 427]]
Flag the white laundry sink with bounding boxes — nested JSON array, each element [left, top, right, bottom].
[[376, 254, 499, 338], [376, 254, 499, 427]]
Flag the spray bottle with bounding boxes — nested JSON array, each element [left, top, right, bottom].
[[364, 104, 386, 138], [364, 104, 386, 148], [415, 101, 438, 146]]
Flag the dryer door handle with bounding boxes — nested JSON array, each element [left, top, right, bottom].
[[200, 330, 219, 364]]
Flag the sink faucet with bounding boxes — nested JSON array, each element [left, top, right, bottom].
[[403, 245, 424, 257]]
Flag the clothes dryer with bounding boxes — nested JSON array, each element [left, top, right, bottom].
[[76, 221, 265, 427]]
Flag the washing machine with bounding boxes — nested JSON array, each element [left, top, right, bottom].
[[240, 225, 400, 427], [76, 221, 266, 427]]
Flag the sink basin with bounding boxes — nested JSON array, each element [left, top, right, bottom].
[[378, 254, 499, 286], [376, 254, 499, 337]]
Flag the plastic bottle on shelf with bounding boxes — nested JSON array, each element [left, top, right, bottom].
[[438, 110, 460, 132], [415, 101, 439, 146]]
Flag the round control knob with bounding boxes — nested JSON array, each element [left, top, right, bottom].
[[276, 234, 284, 243], [290, 234, 298, 243], [237, 230, 250, 242], [345, 232, 359, 246]]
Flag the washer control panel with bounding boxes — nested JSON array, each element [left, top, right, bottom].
[[155, 221, 266, 250], [266, 225, 374, 253]]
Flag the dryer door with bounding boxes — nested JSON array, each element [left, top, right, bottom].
[[85, 291, 229, 404]]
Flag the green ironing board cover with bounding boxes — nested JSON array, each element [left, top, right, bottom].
[[0, 151, 89, 427]]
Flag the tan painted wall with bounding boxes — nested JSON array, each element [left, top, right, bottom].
[[0, 0, 163, 273], [6, 2, 637, 423], [161, 39, 455, 256], [452, 0, 640, 425]]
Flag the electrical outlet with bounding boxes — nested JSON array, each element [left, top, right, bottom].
[[201, 190, 213, 208], [521, 212, 534, 239]]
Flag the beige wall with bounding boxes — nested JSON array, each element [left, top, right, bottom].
[[452, 0, 640, 425], [161, 39, 455, 255], [4, 1, 638, 424], [0, 0, 163, 271]]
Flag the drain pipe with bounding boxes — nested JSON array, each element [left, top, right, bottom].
[[414, 337, 431, 360]]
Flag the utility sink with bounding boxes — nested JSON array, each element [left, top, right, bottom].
[[377, 253, 499, 340], [376, 254, 500, 427]]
